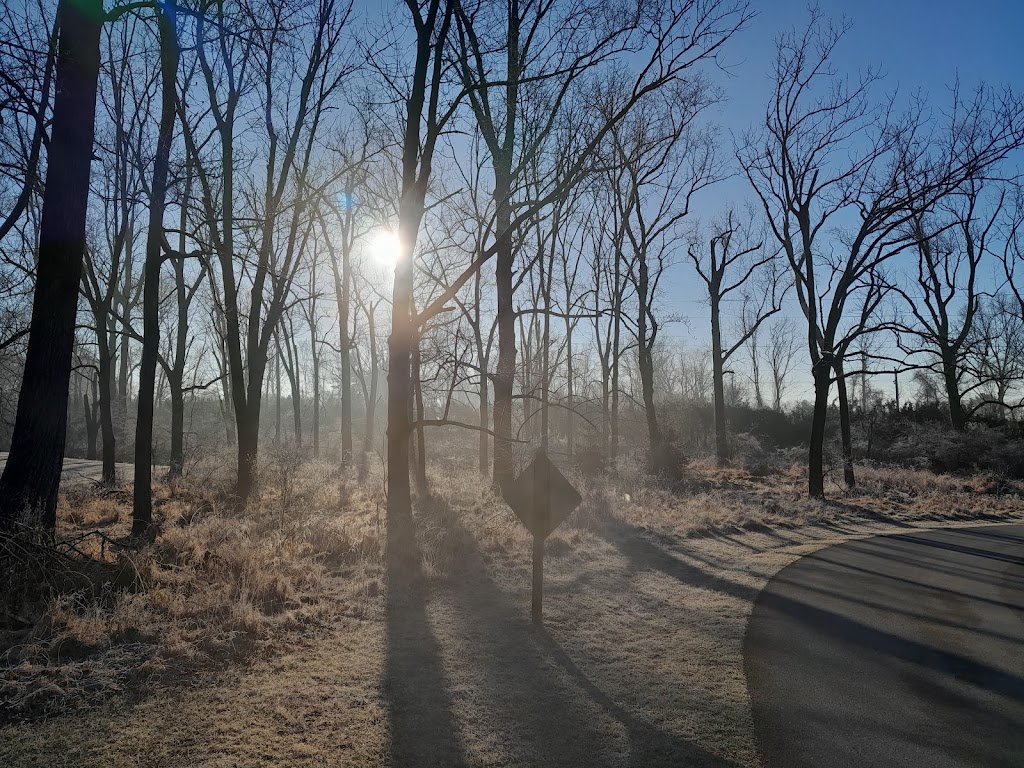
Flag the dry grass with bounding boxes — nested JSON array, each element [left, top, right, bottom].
[[1, 451, 385, 724], [2, 452, 1022, 766]]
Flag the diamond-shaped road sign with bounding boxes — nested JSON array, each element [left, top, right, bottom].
[[504, 449, 582, 540], [504, 449, 582, 623]]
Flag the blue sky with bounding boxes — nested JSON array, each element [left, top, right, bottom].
[[659, 0, 1024, 400]]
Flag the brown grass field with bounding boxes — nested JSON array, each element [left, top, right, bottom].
[[2, 453, 1022, 767]]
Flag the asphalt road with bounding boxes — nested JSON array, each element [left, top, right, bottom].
[[745, 524, 1024, 768], [0, 452, 138, 486]]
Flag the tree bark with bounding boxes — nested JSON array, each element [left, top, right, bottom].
[[168, 385, 184, 476], [835, 358, 855, 489], [360, 301, 378, 482], [132, 1, 177, 535], [637, 247, 664, 472], [412, 341, 427, 495], [610, 254, 622, 462], [492, 161, 516, 493], [0, 0, 103, 527], [942, 355, 968, 431], [311, 334, 320, 459], [84, 388, 99, 461], [274, 347, 281, 443], [564, 311, 574, 459], [808, 355, 832, 498], [387, 207, 417, 567], [96, 321, 117, 485], [235, 402, 260, 504], [339, 232, 352, 467], [711, 293, 728, 467]]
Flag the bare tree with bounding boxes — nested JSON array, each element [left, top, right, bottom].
[[602, 80, 722, 472], [0, 0, 57, 245], [0, 0, 104, 526], [132, 0, 178, 534], [966, 292, 1024, 419], [891, 179, 1008, 430], [381, 0, 459, 563], [177, 0, 350, 505], [740, 9, 1024, 497], [689, 209, 783, 466], [452, 0, 752, 489], [765, 317, 798, 412]]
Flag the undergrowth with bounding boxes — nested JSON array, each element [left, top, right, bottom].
[[0, 451, 385, 722], [3, 445, 1022, 723]]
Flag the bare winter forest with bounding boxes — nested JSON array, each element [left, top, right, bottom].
[[1, 0, 1024, 765]]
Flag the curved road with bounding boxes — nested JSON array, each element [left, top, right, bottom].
[[745, 524, 1024, 768], [0, 453, 139, 486]]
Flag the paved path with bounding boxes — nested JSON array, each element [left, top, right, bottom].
[[0, 452, 138, 486], [745, 524, 1024, 768]]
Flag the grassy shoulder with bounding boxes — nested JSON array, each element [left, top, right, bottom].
[[2, 454, 1021, 766]]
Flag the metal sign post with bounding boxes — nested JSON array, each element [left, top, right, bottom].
[[532, 535, 544, 623], [504, 449, 581, 624]]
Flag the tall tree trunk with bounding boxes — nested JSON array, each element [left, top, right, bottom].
[[235, 404, 260, 505], [0, 0, 104, 526], [711, 293, 728, 467], [386, 0, 452, 572], [749, 329, 764, 409], [339, 240, 352, 468], [289, 336, 301, 446], [168, 384, 184, 476], [565, 317, 574, 458], [274, 348, 281, 443], [540, 252, 551, 452], [412, 342, 427, 495], [360, 304, 378, 482], [600, 355, 610, 452], [942, 354, 967, 431], [636, 251, 663, 471], [96, 324, 117, 485], [311, 340, 320, 459], [492, 161, 516, 493], [478, 369, 489, 473], [387, 205, 417, 568], [808, 355, 832, 498], [116, 237, 134, 459], [835, 358, 855, 489], [610, 255, 622, 462], [84, 387, 99, 461], [167, 165, 192, 480], [132, 1, 177, 535]]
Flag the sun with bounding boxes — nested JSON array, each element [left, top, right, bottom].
[[370, 231, 401, 269]]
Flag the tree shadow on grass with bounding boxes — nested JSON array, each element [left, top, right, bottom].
[[390, 503, 739, 767], [596, 513, 761, 604], [534, 629, 737, 768], [383, 538, 469, 767], [821, 499, 916, 528]]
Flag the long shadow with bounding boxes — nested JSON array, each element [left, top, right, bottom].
[[861, 538, 1024, 588], [752, 575, 1024, 704], [958, 527, 1024, 547], [384, 548, 468, 766], [535, 630, 737, 768], [810, 544, 1024, 609], [891, 532, 1024, 567], [839, 539, 1024, 596], [770, 572, 1024, 645], [596, 513, 760, 604], [434, 509, 738, 767], [823, 499, 916, 528]]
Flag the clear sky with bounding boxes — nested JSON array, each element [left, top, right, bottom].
[[662, 0, 1024, 401]]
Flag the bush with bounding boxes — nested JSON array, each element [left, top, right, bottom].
[[928, 425, 1024, 478]]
